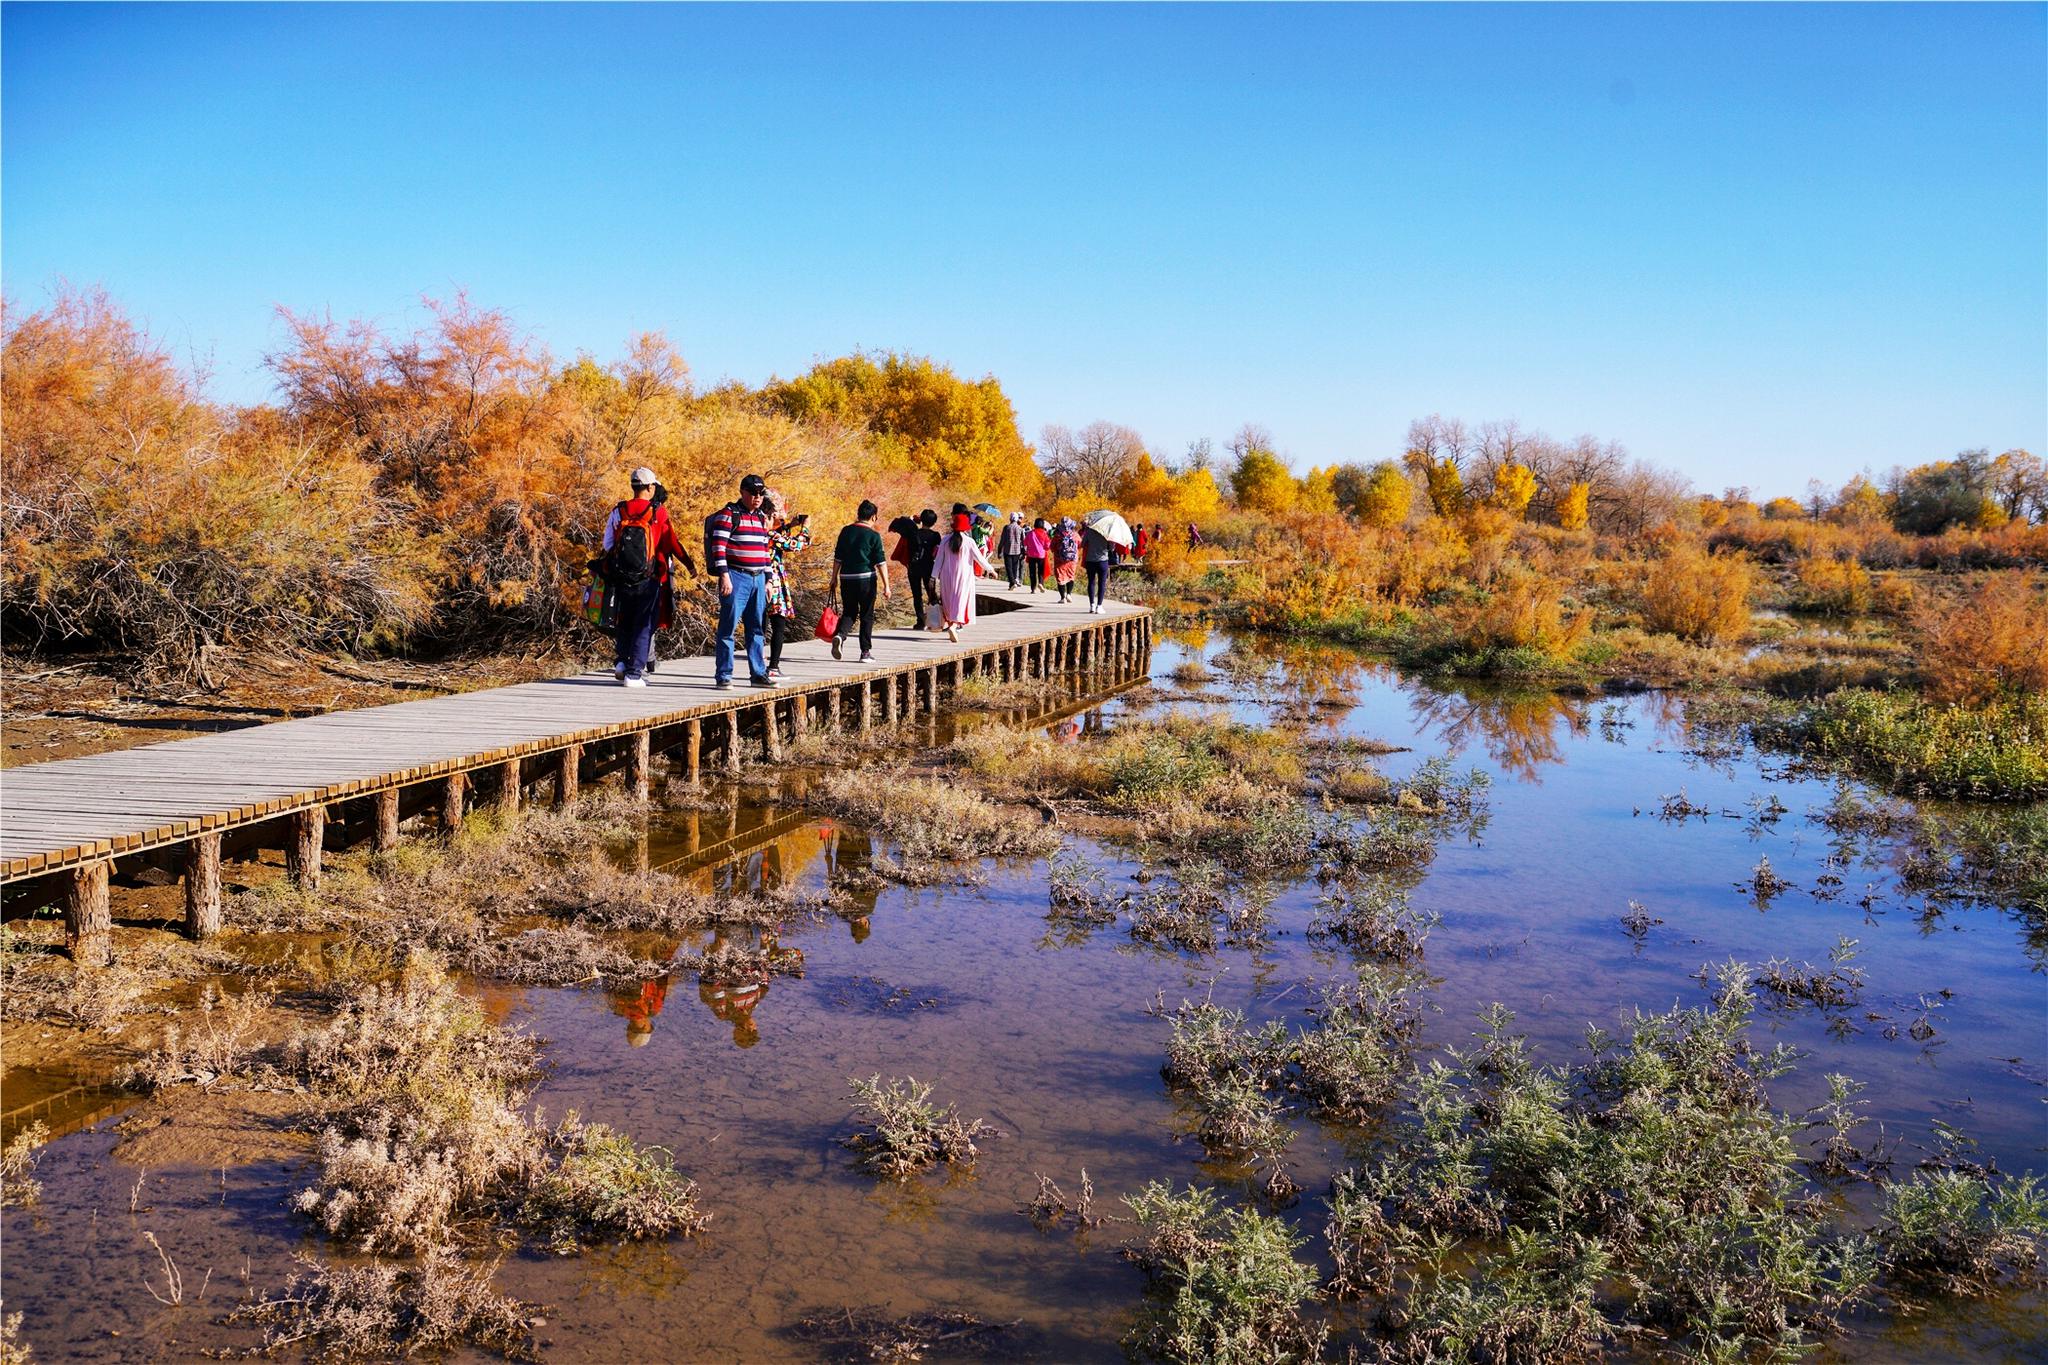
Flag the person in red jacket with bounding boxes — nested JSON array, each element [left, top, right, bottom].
[[601, 466, 689, 687]]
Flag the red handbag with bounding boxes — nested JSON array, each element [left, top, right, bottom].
[[814, 606, 839, 641]]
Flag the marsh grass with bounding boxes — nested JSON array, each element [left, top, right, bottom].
[[1121, 1182, 1327, 1365], [0, 1122, 50, 1208], [129, 983, 272, 1090], [519, 1113, 709, 1254], [953, 671, 1065, 711], [1754, 689, 2048, 802], [233, 1249, 539, 1363], [809, 770, 1060, 866], [1878, 1169, 2046, 1295], [843, 1076, 996, 1179], [1308, 885, 1439, 961], [1757, 937, 1865, 1009]]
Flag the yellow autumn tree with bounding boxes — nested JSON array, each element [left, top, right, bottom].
[[1492, 462, 1537, 519], [1298, 464, 1339, 514], [759, 349, 1045, 508], [1232, 447, 1298, 514], [1557, 481, 1592, 531], [1354, 462, 1412, 530]]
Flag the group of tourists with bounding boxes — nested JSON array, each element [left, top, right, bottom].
[[593, 469, 1144, 688]]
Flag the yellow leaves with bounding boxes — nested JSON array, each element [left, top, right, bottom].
[[1641, 544, 1752, 642], [1492, 463, 1537, 519], [1231, 449, 1297, 515], [1557, 482, 1592, 532], [1355, 464, 1413, 531]]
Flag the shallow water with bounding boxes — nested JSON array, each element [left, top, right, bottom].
[[4, 630, 2044, 1361]]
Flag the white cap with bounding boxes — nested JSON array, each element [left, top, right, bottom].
[[631, 466, 658, 487]]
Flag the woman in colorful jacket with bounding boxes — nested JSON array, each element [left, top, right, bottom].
[[762, 499, 812, 680], [1023, 518, 1051, 594]]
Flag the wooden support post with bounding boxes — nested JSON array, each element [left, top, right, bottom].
[[895, 672, 908, 721], [794, 692, 809, 734], [557, 743, 582, 806], [440, 773, 466, 833], [627, 730, 652, 801], [763, 702, 781, 761], [923, 666, 936, 712], [685, 718, 702, 784], [496, 758, 522, 815], [858, 680, 873, 733], [373, 788, 401, 852], [287, 804, 325, 891], [827, 686, 842, 730], [65, 859, 112, 966], [184, 833, 222, 940], [725, 713, 742, 772]]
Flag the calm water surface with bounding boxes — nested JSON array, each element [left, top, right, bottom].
[[5, 629, 2043, 1361]]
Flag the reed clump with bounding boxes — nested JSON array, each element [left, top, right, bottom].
[[842, 1076, 996, 1179], [0, 1123, 50, 1209], [233, 1249, 538, 1363], [1122, 1182, 1327, 1365], [808, 769, 1060, 866]]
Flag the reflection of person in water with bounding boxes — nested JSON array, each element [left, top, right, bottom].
[[608, 971, 673, 1048], [698, 924, 805, 1049], [818, 820, 882, 940]]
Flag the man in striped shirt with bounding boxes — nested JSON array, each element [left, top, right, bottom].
[[709, 473, 780, 689]]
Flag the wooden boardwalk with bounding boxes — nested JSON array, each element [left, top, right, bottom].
[[0, 591, 1152, 957]]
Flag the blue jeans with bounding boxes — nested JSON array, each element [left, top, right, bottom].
[[613, 578, 660, 679], [716, 570, 769, 683]]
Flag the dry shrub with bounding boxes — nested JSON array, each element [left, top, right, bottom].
[[1240, 514, 1467, 633], [809, 768, 1059, 864], [1, 1122, 50, 1208], [1794, 555, 1872, 614], [235, 1250, 538, 1362], [1913, 573, 2048, 705], [1642, 544, 1753, 643], [129, 984, 271, 1090], [1459, 569, 1591, 657]]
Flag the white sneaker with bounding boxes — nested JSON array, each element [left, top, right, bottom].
[[623, 676, 647, 688], [945, 625, 959, 643], [859, 650, 874, 662]]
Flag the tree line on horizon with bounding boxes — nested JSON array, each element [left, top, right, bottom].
[[1, 286, 2039, 680]]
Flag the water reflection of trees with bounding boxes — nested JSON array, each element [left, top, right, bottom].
[[1402, 687, 1590, 783]]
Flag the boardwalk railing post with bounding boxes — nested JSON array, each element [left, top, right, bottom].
[[65, 859, 112, 966], [184, 833, 223, 940], [685, 718, 702, 784], [373, 789, 401, 852], [497, 758, 522, 816], [441, 773, 466, 833], [558, 743, 582, 806], [288, 805, 325, 891], [627, 730, 652, 801]]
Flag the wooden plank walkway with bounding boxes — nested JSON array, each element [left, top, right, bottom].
[[1, 591, 1152, 887]]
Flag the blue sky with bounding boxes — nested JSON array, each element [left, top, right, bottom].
[[4, 2, 2042, 495]]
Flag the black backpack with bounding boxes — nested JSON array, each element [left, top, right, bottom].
[[703, 505, 733, 576], [611, 500, 658, 586]]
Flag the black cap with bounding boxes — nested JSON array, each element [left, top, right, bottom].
[[740, 474, 767, 495]]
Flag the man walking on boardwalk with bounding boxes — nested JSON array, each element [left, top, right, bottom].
[[708, 473, 780, 690], [601, 466, 688, 688]]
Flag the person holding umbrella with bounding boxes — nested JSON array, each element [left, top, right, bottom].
[[1080, 509, 1132, 614]]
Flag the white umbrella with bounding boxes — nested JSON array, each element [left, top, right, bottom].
[[1082, 509, 1134, 549]]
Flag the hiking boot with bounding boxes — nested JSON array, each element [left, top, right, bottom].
[[831, 637, 843, 660]]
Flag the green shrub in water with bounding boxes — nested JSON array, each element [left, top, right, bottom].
[[1123, 1182, 1327, 1365], [1878, 1169, 2046, 1296]]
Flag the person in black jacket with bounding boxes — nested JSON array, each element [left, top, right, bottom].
[[907, 508, 942, 631]]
